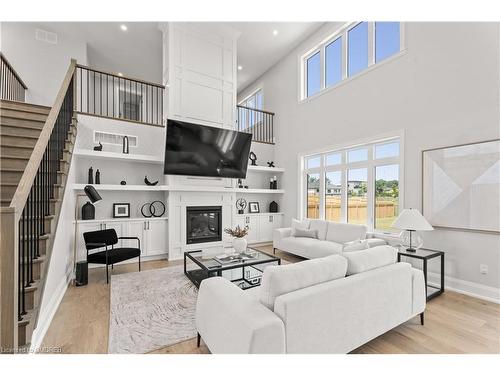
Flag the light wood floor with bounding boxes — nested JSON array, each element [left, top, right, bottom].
[[41, 245, 500, 354]]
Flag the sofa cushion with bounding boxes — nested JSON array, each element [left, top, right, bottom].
[[366, 238, 387, 248], [260, 255, 348, 310], [291, 219, 310, 235], [326, 222, 367, 244], [308, 240, 343, 258], [342, 239, 370, 252], [342, 245, 398, 275], [293, 228, 318, 239], [279, 237, 318, 258], [309, 220, 329, 241]]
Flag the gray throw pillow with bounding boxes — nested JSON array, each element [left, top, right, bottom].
[[293, 228, 318, 239]]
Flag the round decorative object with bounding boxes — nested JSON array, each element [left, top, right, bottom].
[[120, 180, 127, 185], [399, 230, 424, 250], [232, 237, 247, 254], [141, 203, 154, 218], [150, 200, 166, 217]]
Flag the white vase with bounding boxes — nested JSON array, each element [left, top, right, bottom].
[[232, 237, 247, 254]]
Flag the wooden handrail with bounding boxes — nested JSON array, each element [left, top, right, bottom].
[[0, 52, 28, 89], [236, 104, 275, 116], [76, 63, 165, 89], [9, 59, 77, 220]]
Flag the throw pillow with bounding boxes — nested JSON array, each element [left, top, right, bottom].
[[291, 218, 310, 235], [342, 239, 370, 252], [293, 228, 318, 239]]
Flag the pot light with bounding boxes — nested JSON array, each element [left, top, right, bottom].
[[237, 65, 243, 70], [120, 24, 128, 31], [272, 29, 278, 36], [118, 72, 123, 77]]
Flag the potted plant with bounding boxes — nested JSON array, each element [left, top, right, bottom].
[[224, 225, 249, 254]]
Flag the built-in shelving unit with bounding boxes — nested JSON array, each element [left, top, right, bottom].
[[247, 165, 285, 173], [73, 183, 164, 191], [73, 149, 163, 164]]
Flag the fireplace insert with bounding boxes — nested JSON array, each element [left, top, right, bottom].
[[186, 206, 222, 244]]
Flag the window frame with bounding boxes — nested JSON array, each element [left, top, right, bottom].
[[300, 134, 404, 234], [300, 22, 405, 102]]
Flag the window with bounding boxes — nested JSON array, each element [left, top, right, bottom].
[[307, 173, 320, 219], [375, 22, 400, 63], [302, 137, 402, 232], [325, 171, 342, 222], [239, 89, 263, 130], [347, 22, 368, 77], [325, 37, 342, 87], [375, 164, 399, 231], [306, 52, 321, 97], [301, 22, 402, 100], [239, 89, 263, 110]]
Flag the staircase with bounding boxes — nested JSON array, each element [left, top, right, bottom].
[[0, 58, 77, 352]]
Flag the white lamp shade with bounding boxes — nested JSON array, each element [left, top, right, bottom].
[[392, 208, 434, 231]]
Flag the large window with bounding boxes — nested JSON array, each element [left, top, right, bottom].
[[302, 22, 402, 100], [302, 137, 402, 232], [238, 89, 263, 130]]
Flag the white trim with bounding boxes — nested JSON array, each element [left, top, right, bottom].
[[428, 272, 500, 304], [30, 270, 72, 352]]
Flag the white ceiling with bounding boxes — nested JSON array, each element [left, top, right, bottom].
[[39, 22, 323, 92]]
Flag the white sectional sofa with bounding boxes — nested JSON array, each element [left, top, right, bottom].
[[195, 245, 426, 354], [273, 219, 387, 258]]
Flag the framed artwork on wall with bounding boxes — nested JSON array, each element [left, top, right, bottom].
[[248, 202, 260, 213], [422, 139, 500, 233], [113, 203, 130, 218]]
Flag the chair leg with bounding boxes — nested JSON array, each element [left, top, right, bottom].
[[273, 247, 276, 255], [139, 256, 141, 272], [106, 264, 109, 284], [420, 312, 425, 326], [197, 332, 201, 347], [111, 264, 113, 270]]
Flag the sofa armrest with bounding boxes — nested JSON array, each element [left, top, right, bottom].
[[195, 277, 285, 354], [273, 227, 292, 246], [411, 268, 426, 315]]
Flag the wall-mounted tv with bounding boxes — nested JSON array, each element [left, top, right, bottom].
[[163, 119, 252, 179]]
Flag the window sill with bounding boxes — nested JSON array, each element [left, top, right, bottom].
[[299, 49, 407, 105]]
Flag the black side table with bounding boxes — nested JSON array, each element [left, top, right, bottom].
[[397, 247, 445, 301]]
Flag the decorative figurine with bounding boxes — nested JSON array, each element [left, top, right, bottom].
[[95, 169, 101, 184], [272, 176, 278, 190], [267, 161, 275, 168], [236, 198, 247, 215], [269, 177, 274, 190], [269, 201, 279, 213], [238, 178, 243, 188], [144, 176, 159, 186], [249, 151, 257, 166], [88, 166, 94, 184], [123, 135, 129, 154], [120, 180, 127, 185], [93, 142, 103, 151], [82, 201, 95, 220]]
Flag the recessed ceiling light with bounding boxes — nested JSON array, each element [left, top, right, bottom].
[[272, 29, 278, 36], [120, 24, 127, 31], [237, 65, 243, 70], [118, 72, 123, 77]]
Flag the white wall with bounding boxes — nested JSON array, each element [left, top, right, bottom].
[[0, 22, 88, 106], [239, 22, 500, 300]]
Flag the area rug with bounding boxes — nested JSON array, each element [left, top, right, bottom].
[[108, 265, 198, 354]]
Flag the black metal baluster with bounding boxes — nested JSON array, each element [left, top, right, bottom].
[[20, 208, 26, 316]]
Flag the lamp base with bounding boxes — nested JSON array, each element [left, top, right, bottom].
[[405, 247, 417, 253], [399, 230, 423, 250]]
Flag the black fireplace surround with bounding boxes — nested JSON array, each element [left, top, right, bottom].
[[186, 206, 222, 244]]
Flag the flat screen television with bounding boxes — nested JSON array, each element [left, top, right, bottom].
[[163, 119, 252, 178]]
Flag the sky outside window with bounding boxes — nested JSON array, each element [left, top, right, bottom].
[[325, 37, 342, 87], [375, 22, 400, 62], [348, 22, 368, 77], [307, 51, 321, 97]]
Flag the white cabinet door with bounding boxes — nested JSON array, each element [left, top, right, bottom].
[[124, 221, 146, 252], [242, 215, 259, 243], [76, 222, 101, 262], [144, 220, 168, 256], [102, 221, 126, 247], [259, 215, 275, 242]]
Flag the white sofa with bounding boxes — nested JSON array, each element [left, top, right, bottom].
[[273, 219, 387, 258], [196, 246, 426, 354]]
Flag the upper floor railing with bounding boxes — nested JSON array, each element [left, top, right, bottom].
[[0, 53, 27, 102], [237, 105, 275, 144], [75, 64, 165, 126]]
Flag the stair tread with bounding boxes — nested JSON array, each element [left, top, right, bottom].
[[0, 100, 51, 114], [0, 133, 40, 139]]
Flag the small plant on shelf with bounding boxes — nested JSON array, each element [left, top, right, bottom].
[[224, 225, 249, 238]]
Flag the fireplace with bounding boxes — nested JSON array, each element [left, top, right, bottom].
[[186, 206, 222, 244]]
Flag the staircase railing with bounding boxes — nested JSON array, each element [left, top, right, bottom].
[[0, 59, 76, 352], [236, 105, 275, 144], [0, 53, 28, 102], [74, 64, 165, 127]]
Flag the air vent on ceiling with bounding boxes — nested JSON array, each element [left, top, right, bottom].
[[35, 29, 58, 44], [94, 131, 138, 147]]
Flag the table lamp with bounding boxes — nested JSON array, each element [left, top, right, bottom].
[[392, 208, 433, 252]]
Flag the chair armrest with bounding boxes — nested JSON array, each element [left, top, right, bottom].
[[86, 242, 107, 248], [118, 236, 140, 240], [273, 227, 292, 246], [411, 268, 426, 315], [196, 277, 285, 354]]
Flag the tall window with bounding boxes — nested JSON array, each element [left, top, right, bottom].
[[238, 89, 263, 130], [302, 22, 402, 100], [302, 137, 402, 232]]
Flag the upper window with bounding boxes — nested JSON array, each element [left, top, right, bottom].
[[239, 89, 263, 110], [302, 22, 402, 100]]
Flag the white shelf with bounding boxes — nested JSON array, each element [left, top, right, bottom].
[[235, 188, 284, 194], [247, 165, 284, 173], [73, 149, 164, 164], [73, 184, 165, 191], [74, 184, 284, 194], [235, 212, 284, 217], [74, 217, 168, 224]]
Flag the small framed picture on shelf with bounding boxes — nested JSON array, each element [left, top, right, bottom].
[[248, 202, 260, 213], [113, 203, 130, 218]]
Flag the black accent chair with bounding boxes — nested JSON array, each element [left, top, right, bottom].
[[83, 229, 141, 283]]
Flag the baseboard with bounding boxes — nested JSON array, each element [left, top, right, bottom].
[[427, 271, 500, 304], [30, 270, 72, 351]]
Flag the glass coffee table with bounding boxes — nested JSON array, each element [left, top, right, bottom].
[[184, 248, 281, 290]]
